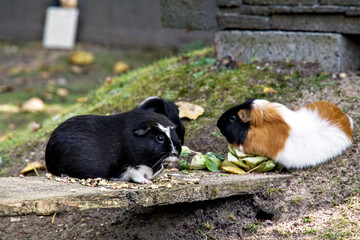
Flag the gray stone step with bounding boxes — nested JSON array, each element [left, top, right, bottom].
[[215, 30, 360, 73], [0, 171, 292, 216]]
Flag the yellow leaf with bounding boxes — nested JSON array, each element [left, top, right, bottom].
[[20, 161, 45, 175], [0, 133, 13, 143], [69, 51, 94, 65], [77, 97, 88, 103], [113, 61, 130, 74], [263, 87, 277, 93], [175, 101, 204, 120], [221, 166, 247, 174], [221, 159, 247, 174]]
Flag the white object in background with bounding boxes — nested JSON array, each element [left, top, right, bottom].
[[43, 7, 79, 49]]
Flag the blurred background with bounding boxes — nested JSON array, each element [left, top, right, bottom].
[[0, 0, 213, 138]]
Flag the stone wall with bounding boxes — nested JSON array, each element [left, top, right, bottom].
[[161, 0, 360, 34], [217, 0, 360, 34], [161, 0, 360, 72]]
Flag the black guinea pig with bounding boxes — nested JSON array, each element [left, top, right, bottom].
[[137, 96, 185, 145], [45, 109, 182, 184]]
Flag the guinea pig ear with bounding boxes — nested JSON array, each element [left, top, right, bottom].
[[137, 96, 165, 114], [238, 108, 264, 126], [238, 109, 252, 123], [134, 126, 151, 136]]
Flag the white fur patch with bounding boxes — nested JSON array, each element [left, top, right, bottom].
[[157, 123, 178, 155], [120, 165, 155, 184], [137, 96, 161, 108], [347, 114, 354, 130], [275, 105, 352, 169]]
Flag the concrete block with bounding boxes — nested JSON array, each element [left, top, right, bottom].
[[218, 13, 271, 29], [215, 31, 360, 73], [272, 14, 360, 34], [244, 0, 316, 6]]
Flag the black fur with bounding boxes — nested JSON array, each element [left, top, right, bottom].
[[45, 109, 181, 180], [137, 96, 185, 145], [216, 99, 254, 145]]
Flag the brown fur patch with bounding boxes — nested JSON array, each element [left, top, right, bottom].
[[302, 101, 353, 140], [242, 102, 290, 159]]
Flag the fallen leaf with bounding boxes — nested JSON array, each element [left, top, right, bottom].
[[113, 61, 130, 74], [20, 161, 46, 175], [263, 86, 277, 93], [20, 97, 44, 112], [77, 97, 88, 103], [0, 133, 13, 142], [69, 51, 94, 65], [175, 101, 204, 120]]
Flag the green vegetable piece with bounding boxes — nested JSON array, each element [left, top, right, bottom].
[[227, 145, 236, 156], [205, 152, 222, 167], [189, 153, 207, 170], [234, 149, 248, 158], [243, 156, 268, 168], [253, 160, 276, 173], [227, 152, 251, 171], [213, 153, 225, 161], [205, 158, 220, 172], [180, 146, 191, 157], [179, 159, 190, 170], [228, 145, 247, 158]]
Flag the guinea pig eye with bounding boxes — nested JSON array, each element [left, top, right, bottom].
[[156, 134, 165, 143], [230, 115, 237, 122]]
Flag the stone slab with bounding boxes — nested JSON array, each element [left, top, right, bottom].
[[218, 13, 271, 29], [272, 14, 360, 35], [320, 0, 360, 6], [0, 172, 292, 216], [215, 31, 360, 73]]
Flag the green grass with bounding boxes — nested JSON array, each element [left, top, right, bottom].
[[0, 47, 333, 176]]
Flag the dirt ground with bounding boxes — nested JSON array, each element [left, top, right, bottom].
[[1, 43, 360, 239]]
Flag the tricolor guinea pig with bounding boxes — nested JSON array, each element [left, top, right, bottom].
[[137, 96, 185, 145], [45, 109, 182, 184], [217, 99, 353, 169]]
